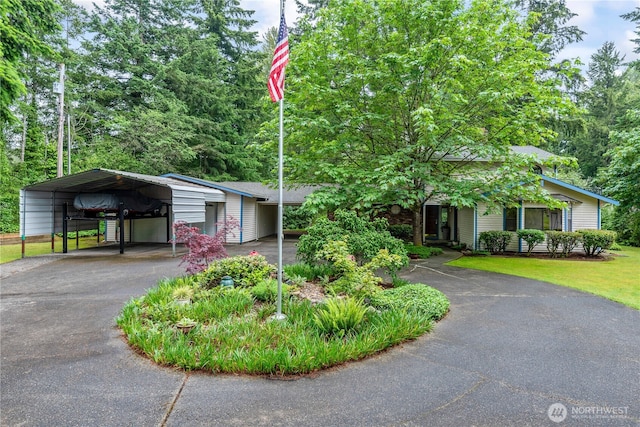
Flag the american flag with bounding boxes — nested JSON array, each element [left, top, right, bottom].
[[268, 12, 289, 102]]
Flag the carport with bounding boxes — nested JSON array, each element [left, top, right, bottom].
[[19, 169, 225, 257]]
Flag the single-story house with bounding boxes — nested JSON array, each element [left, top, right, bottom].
[[18, 147, 618, 256], [160, 174, 321, 243], [417, 147, 619, 251]]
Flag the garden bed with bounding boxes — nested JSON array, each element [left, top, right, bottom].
[[116, 255, 450, 376]]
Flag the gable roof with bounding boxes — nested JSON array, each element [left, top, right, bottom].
[[162, 174, 321, 204], [442, 145, 560, 162], [510, 146, 557, 160], [541, 174, 619, 206]]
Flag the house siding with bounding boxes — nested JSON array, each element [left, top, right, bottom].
[[457, 207, 476, 250], [218, 193, 258, 243], [222, 193, 241, 243], [242, 197, 257, 242], [475, 205, 519, 252]]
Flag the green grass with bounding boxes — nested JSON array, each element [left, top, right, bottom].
[[447, 246, 640, 310], [116, 264, 449, 375], [0, 236, 103, 264]]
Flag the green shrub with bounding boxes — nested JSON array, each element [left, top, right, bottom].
[[545, 231, 582, 258], [368, 284, 450, 320], [297, 209, 407, 266], [388, 224, 413, 242], [313, 297, 369, 337], [283, 262, 335, 281], [283, 206, 315, 230], [478, 231, 513, 254], [250, 279, 289, 303], [404, 244, 443, 259], [198, 255, 276, 288], [609, 242, 623, 251], [317, 240, 383, 298], [469, 250, 491, 256], [578, 229, 617, 256], [517, 229, 545, 256]]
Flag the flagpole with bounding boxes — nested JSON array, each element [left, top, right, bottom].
[[275, 0, 286, 321]]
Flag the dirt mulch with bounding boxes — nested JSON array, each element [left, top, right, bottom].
[[462, 250, 618, 261]]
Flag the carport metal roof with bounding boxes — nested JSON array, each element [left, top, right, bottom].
[[24, 169, 224, 201], [20, 169, 226, 240]]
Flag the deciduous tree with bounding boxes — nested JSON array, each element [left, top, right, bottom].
[[275, 0, 575, 245]]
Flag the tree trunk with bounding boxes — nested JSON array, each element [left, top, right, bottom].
[[412, 207, 423, 246], [20, 112, 27, 162]]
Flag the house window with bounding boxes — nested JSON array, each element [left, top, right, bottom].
[[504, 207, 518, 232], [524, 208, 562, 231]]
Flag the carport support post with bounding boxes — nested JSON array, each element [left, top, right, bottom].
[[62, 202, 68, 254], [119, 202, 125, 254]]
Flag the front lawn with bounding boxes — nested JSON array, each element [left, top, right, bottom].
[[0, 236, 101, 264], [447, 246, 640, 310]]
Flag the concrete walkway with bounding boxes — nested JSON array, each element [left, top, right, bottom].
[[1, 240, 638, 426]]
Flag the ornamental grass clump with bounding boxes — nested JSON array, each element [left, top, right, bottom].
[[250, 278, 290, 303], [312, 297, 369, 337], [369, 284, 450, 320]]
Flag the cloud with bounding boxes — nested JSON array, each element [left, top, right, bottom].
[[240, 1, 302, 38], [562, 0, 639, 66]]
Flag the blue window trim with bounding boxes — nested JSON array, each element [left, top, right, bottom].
[[597, 200, 601, 230], [473, 205, 478, 250], [239, 195, 244, 243], [518, 203, 523, 253]]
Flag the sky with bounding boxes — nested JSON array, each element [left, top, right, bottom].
[[74, 0, 640, 67]]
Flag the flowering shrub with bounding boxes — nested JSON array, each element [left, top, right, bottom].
[[172, 217, 240, 274]]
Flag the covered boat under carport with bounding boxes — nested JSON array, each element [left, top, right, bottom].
[[19, 169, 225, 256]]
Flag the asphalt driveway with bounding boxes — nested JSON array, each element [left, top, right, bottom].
[[1, 240, 638, 426]]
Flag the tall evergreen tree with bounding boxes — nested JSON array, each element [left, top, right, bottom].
[[515, 0, 585, 57], [566, 42, 627, 177], [0, 0, 61, 124]]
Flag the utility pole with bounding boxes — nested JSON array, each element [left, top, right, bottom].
[[55, 63, 65, 177], [67, 113, 71, 175]]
